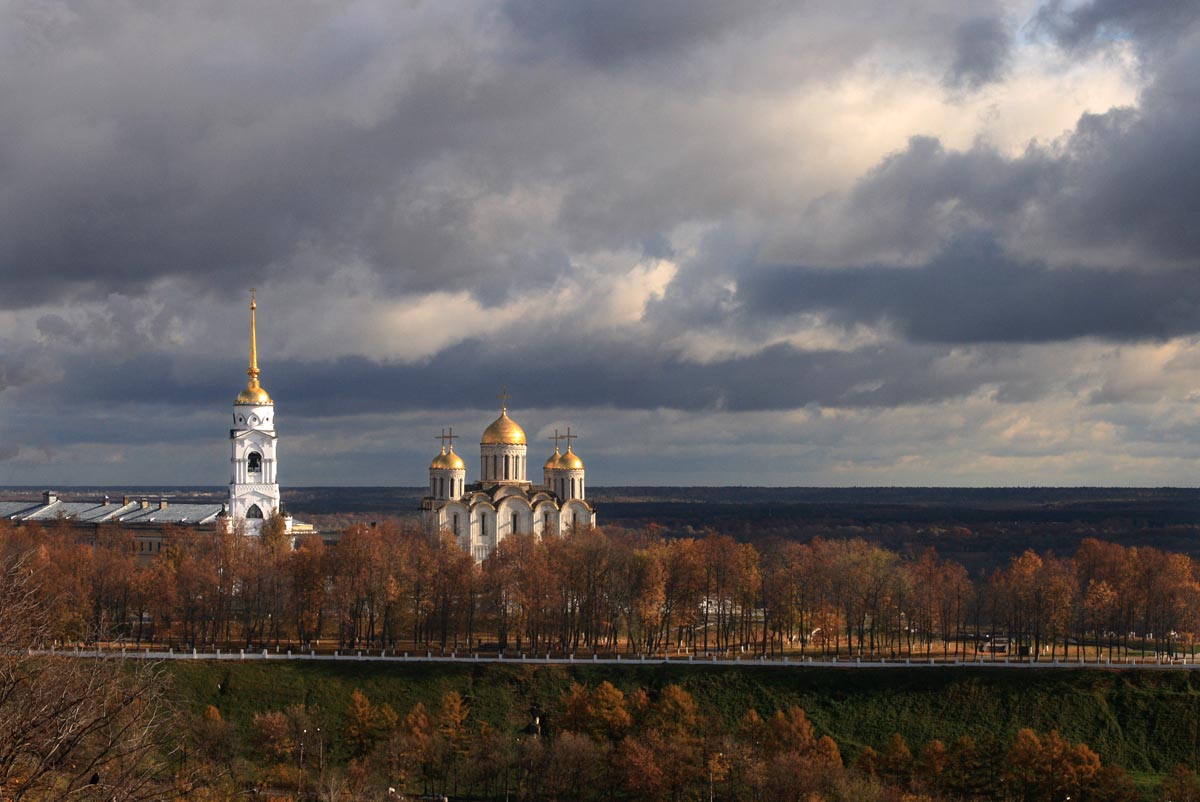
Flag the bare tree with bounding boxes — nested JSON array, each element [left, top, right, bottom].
[[0, 555, 189, 801]]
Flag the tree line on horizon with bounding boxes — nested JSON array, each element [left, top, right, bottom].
[[2, 516, 1199, 660]]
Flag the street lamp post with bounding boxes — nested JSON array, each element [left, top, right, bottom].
[[300, 728, 307, 794], [708, 751, 723, 802], [317, 726, 324, 778]]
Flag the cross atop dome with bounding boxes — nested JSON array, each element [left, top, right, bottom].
[[436, 427, 459, 452], [481, 388, 526, 446]]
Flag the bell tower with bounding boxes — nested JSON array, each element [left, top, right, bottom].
[[229, 289, 283, 535]]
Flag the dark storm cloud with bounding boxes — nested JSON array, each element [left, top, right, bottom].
[[0, 5, 572, 310], [1035, 0, 1200, 52], [0, 340, 51, 394], [943, 16, 1012, 91], [738, 235, 1200, 344], [502, 0, 784, 67], [815, 135, 1050, 260], [3, 5, 1199, 435], [805, 33, 1200, 268], [1043, 46, 1200, 263], [14, 332, 1018, 421], [0, 0, 1036, 317]]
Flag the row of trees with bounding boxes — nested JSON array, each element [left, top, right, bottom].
[[3, 531, 1195, 802], [3, 517, 1200, 659], [194, 681, 1156, 802]]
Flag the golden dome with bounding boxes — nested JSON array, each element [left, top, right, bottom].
[[482, 410, 526, 445], [560, 447, 584, 471], [544, 448, 564, 470], [235, 380, 273, 405], [431, 447, 466, 471]]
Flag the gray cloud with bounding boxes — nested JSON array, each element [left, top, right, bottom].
[[786, 32, 1200, 269], [502, 0, 785, 67], [10, 321, 1038, 419], [2, 1, 1200, 486], [944, 16, 1012, 91], [737, 234, 1200, 344], [0, 0, 1031, 313], [0, 4, 550, 308], [0, 340, 53, 394], [1035, 0, 1200, 53]]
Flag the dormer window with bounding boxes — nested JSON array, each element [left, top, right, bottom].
[[247, 452, 262, 474]]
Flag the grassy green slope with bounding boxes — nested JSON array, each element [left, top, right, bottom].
[[166, 661, 1200, 772]]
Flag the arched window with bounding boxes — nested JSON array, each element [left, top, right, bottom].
[[247, 452, 262, 473], [439, 477, 446, 497], [504, 455, 511, 480], [571, 477, 576, 498], [511, 512, 518, 533], [246, 504, 264, 519]]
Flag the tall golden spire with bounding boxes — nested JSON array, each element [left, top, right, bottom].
[[235, 288, 273, 405], [248, 288, 260, 383]]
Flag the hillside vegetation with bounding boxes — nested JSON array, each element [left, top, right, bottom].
[[167, 660, 1200, 773]]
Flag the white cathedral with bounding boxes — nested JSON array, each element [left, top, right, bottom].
[[421, 394, 597, 562]]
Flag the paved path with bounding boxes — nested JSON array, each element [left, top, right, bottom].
[[30, 647, 1200, 670]]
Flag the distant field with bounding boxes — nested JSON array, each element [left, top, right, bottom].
[[166, 659, 1200, 776]]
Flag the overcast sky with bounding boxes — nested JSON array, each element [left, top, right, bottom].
[[1, 0, 1199, 487]]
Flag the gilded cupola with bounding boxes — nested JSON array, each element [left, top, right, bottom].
[[559, 446, 584, 471], [431, 447, 466, 471], [482, 405, 526, 445]]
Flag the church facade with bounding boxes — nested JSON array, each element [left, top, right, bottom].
[[422, 397, 597, 562]]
